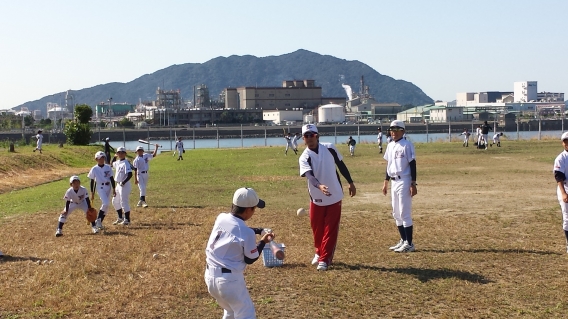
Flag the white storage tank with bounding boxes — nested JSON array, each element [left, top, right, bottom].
[[318, 104, 345, 124], [304, 114, 314, 124]]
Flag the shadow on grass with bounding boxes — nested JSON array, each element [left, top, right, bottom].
[[420, 248, 562, 255], [132, 222, 202, 230], [150, 205, 205, 209], [0, 255, 43, 263], [333, 262, 492, 283]]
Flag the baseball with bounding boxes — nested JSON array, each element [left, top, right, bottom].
[[297, 208, 307, 217]]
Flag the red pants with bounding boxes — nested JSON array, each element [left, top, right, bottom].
[[310, 200, 342, 265]]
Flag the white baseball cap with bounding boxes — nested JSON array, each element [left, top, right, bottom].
[[117, 146, 126, 153], [561, 132, 568, 141], [232, 187, 265, 208], [95, 151, 106, 159], [302, 124, 318, 135], [105, 137, 110, 141], [389, 120, 405, 129], [136, 146, 144, 151], [69, 175, 80, 183]]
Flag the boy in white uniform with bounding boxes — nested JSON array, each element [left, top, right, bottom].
[[292, 133, 301, 154], [553, 132, 568, 253], [55, 176, 98, 237], [377, 128, 383, 154], [284, 133, 296, 155], [491, 132, 503, 147], [205, 187, 274, 319], [382, 120, 418, 253], [88, 151, 116, 230], [33, 130, 43, 153], [111, 147, 133, 225], [133, 144, 159, 208], [459, 128, 471, 147], [175, 137, 185, 161]]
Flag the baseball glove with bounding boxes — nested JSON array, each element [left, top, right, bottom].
[[86, 207, 98, 223]]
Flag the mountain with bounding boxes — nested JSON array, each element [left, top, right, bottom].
[[14, 49, 433, 112]]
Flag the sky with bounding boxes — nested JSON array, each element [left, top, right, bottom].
[[1, 0, 567, 109]]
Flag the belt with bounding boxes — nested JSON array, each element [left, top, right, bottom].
[[206, 264, 231, 273], [101, 182, 110, 186], [139, 171, 147, 174], [390, 175, 402, 180]]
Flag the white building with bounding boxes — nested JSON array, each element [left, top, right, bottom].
[[429, 107, 464, 123], [514, 81, 538, 102], [262, 110, 303, 125]]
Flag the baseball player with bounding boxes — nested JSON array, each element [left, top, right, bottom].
[[553, 132, 568, 253], [133, 144, 159, 208], [299, 124, 356, 271], [377, 127, 383, 154], [476, 125, 482, 148], [55, 176, 98, 237], [491, 132, 503, 147], [205, 187, 274, 318], [111, 147, 133, 225], [292, 133, 301, 154], [386, 129, 393, 144], [459, 128, 471, 147], [175, 136, 185, 161], [347, 136, 356, 156], [284, 133, 296, 155], [103, 138, 115, 164], [382, 120, 417, 253], [88, 151, 116, 230], [480, 121, 492, 150], [33, 130, 43, 153]]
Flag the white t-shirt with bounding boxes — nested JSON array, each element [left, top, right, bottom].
[[63, 186, 89, 204], [87, 164, 113, 184], [383, 138, 416, 178], [133, 153, 153, 173], [299, 142, 344, 206], [205, 213, 259, 273], [113, 159, 132, 183]]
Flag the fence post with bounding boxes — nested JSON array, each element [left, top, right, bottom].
[[241, 124, 243, 148]]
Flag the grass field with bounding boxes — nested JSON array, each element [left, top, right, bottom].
[[1, 140, 568, 318]]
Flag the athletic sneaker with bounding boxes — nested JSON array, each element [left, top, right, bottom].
[[142, 201, 148, 208], [316, 262, 328, 271], [136, 200, 143, 207], [120, 219, 130, 226], [92, 226, 100, 234], [394, 241, 415, 253], [95, 219, 104, 230], [112, 218, 124, 225], [55, 229, 63, 237], [311, 254, 320, 265], [389, 239, 405, 251]]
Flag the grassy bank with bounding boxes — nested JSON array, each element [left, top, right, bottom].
[[1, 140, 567, 318]]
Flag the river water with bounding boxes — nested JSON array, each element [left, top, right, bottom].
[[111, 130, 564, 152]]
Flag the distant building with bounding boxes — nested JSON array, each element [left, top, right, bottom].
[[514, 81, 538, 102], [457, 91, 513, 106], [155, 87, 183, 109], [263, 110, 303, 125], [223, 80, 345, 110]]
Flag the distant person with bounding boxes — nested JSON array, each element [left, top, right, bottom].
[[33, 130, 43, 154], [103, 138, 115, 164], [553, 132, 568, 253], [476, 125, 482, 147], [480, 121, 492, 150], [347, 136, 357, 156], [491, 132, 503, 147], [292, 133, 301, 154], [299, 124, 356, 271], [284, 132, 296, 155], [377, 127, 383, 154], [133, 144, 159, 208], [459, 128, 471, 147], [175, 136, 185, 161]]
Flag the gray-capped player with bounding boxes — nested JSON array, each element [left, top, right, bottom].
[[133, 144, 159, 208]]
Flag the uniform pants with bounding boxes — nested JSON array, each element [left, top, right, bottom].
[[481, 134, 488, 147], [113, 182, 131, 212], [557, 185, 568, 231], [310, 200, 342, 265], [58, 201, 88, 223], [349, 145, 355, 154], [97, 184, 112, 214], [137, 172, 148, 197], [204, 267, 255, 319], [390, 178, 413, 227]]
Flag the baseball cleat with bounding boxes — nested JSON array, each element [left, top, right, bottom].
[[136, 200, 143, 207], [311, 254, 320, 265], [316, 262, 328, 271], [112, 218, 124, 225], [394, 241, 415, 253], [120, 219, 130, 226], [55, 229, 63, 237], [389, 239, 405, 251], [92, 226, 100, 234], [142, 201, 148, 208], [95, 219, 104, 230]]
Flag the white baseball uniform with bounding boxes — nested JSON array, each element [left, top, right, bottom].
[[493, 133, 501, 144], [112, 159, 132, 213], [476, 127, 482, 146], [205, 213, 260, 319], [284, 135, 293, 154], [175, 140, 184, 154], [377, 131, 383, 153], [88, 163, 114, 214], [460, 130, 471, 147], [58, 186, 89, 223], [554, 151, 568, 232], [133, 153, 154, 197], [35, 133, 43, 151], [384, 138, 416, 227], [292, 135, 301, 151]]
